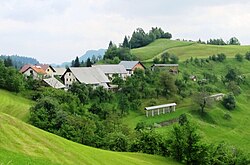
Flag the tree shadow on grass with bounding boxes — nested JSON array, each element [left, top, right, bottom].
[[190, 109, 217, 125]]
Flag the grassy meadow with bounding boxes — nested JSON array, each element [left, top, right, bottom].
[[131, 39, 250, 62], [131, 39, 194, 61], [0, 90, 178, 165], [0, 89, 31, 122]]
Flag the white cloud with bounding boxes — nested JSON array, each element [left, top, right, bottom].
[[0, 0, 250, 64]]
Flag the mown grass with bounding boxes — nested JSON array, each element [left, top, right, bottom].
[[131, 39, 194, 61], [168, 43, 250, 61], [0, 91, 179, 165], [0, 148, 56, 165], [131, 39, 250, 62], [0, 89, 31, 122]]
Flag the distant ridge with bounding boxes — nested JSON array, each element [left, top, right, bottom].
[[79, 49, 106, 62], [0, 55, 39, 69], [60, 49, 106, 67]]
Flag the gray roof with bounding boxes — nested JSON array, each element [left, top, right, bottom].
[[54, 68, 66, 76], [145, 103, 177, 111], [119, 61, 140, 70], [69, 67, 110, 84], [43, 77, 66, 89], [152, 64, 179, 67], [92, 64, 127, 74]]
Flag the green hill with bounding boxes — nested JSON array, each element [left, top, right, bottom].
[[131, 39, 250, 61], [123, 59, 250, 153], [0, 90, 178, 165]]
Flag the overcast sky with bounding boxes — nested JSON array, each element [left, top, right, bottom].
[[1, 0, 250, 64]]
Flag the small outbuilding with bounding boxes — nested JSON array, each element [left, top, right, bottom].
[[151, 64, 179, 74], [145, 103, 177, 117], [119, 61, 146, 76], [206, 93, 225, 101]]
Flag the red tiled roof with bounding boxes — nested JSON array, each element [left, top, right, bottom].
[[31, 66, 46, 74], [36, 64, 56, 72], [35, 64, 49, 71], [20, 64, 32, 73]]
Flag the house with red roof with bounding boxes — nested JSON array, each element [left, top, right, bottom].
[[20, 65, 47, 80], [20, 64, 56, 79]]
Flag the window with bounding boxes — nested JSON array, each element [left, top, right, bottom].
[[30, 70, 33, 75], [70, 78, 72, 81], [66, 78, 68, 81], [69, 73, 71, 76], [47, 69, 49, 72]]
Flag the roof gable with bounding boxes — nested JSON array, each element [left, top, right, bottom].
[[36, 64, 56, 72], [20, 64, 32, 73], [119, 61, 145, 70], [54, 68, 66, 75]]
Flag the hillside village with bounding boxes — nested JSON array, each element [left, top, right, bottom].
[[3, 1, 250, 164], [0, 38, 248, 164], [19, 61, 146, 89], [1, 29, 250, 164]]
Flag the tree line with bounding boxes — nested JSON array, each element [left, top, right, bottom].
[[102, 27, 172, 63], [71, 55, 102, 67], [0, 55, 39, 69], [197, 37, 241, 45], [128, 27, 172, 49]]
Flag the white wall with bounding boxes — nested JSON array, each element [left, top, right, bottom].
[[64, 71, 77, 88], [23, 68, 40, 80]]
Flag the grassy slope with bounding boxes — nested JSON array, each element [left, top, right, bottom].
[[131, 39, 250, 61], [0, 90, 31, 122], [0, 90, 178, 165], [168, 43, 250, 60], [123, 59, 250, 153], [131, 39, 194, 61]]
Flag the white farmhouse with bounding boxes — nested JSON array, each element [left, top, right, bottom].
[[61, 67, 110, 89]]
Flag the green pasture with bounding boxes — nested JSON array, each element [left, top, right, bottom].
[[0, 91, 178, 165], [131, 39, 250, 62]]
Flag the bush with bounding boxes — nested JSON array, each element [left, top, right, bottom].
[[245, 51, 250, 60], [131, 130, 165, 155], [222, 93, 236, 110], [235, 53, 243, 62], [223, 113, 232, 120]]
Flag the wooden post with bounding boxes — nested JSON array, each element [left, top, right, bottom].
[[163, 108, 165, 114], [152, 109, 154, 116], [158, 108, 160, 115]]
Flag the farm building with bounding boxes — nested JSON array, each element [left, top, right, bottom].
[[20, 64, 56, 78], [151, 64, 179, 74], [61, 67, 110, 89], [35, 64, 56, 77], [43, 77, 66, 89], [53, 68, 66, 77], [145, 103, 177, 117], [119, 61, 146, 76], [92, 64, 127, 80], [20, 65, 46, 80]]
